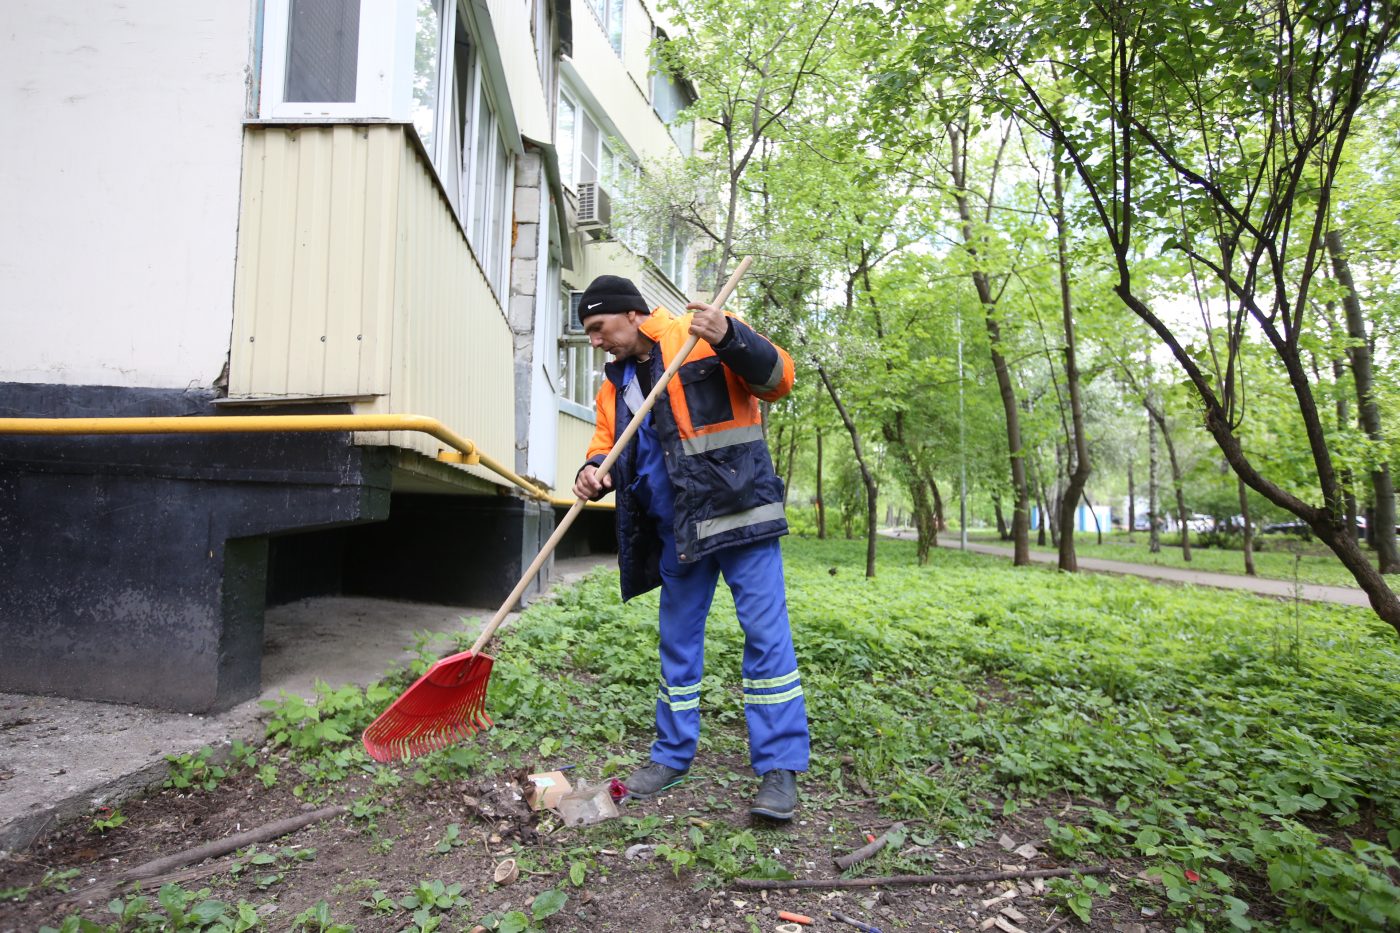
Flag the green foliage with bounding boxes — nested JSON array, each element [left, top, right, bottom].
[[52, 884, 266, 933], [288, 901, 352, 933], [491, 538, 1399, 928], [262, 681, 394, 756], [164, 748, 227, 793], [433, 823, 465, 854], [87, 806, 126, 834], [475, 889, 568, 933], [2, 868, 81, 904]]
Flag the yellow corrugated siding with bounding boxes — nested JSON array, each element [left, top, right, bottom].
[[555, 409, 595, 494], [231, 124, 514, 486], [232, 126, 398, 398], [555, 409, 615, 506]]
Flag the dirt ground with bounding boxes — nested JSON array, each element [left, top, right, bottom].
[[0, 738, 1172, 933]]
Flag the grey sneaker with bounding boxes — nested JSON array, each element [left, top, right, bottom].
[[750, 768, 798, 820], [623, 761, 689, 799]]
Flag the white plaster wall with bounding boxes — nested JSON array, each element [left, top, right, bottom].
[[0, 2, 254, 388]]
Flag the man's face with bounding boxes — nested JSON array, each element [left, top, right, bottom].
[[584, 310, 647, 359]]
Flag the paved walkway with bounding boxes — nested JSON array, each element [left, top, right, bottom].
[[885, 530, 1371, 609], [0, 554, 614, 855]]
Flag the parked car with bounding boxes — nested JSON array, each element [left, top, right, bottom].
[[1261, 520, 1311, 538]]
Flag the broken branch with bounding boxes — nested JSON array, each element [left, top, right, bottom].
[[733, 865, 1108, 891]]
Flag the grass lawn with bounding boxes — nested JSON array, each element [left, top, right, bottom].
[[7, 537, 1398, 932], [962, 529, 1373, 588]]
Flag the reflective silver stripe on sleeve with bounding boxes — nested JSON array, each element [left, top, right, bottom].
[[694, 502, 787, 540], [681, 424, 766, 456], [748, 356, 786, 394]]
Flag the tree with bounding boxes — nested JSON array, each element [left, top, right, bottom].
[[887, 0, 1400, 633]]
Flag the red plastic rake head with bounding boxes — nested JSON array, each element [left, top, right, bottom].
[[361, 650, 495, 762]]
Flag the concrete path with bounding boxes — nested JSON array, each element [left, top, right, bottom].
[[887, 531, 1371, 609], [0, 554, 613, 854]]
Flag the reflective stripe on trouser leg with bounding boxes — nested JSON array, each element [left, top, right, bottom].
[[651, 529, 719, 770], [716, 538, 810, 775]]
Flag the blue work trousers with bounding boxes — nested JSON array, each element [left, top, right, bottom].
[[627, 365, 808, 775], [650, 533, 811, 775]]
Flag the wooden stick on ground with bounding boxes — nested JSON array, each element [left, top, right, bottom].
[[733, 864, 1108, 892], [116, 805, 347, 883], [834, 822, 904, 871], [64, 805, 347, 904]]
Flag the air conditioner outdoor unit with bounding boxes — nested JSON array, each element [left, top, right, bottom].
[[576, 181, 612, 230]]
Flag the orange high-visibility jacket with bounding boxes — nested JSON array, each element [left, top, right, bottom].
[[583, 308, 795, 600]]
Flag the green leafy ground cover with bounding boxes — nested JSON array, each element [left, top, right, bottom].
[[8, 537, 1399, 931], [490, 537, 1400, 928], [961, 531, 1368, 588]]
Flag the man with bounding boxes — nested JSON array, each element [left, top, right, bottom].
[[572, 274, 809, 821]]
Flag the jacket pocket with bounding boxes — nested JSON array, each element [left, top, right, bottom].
[[679, 357, 734, 429]]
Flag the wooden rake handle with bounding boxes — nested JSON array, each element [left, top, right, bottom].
[[467, 255, 754, 655]]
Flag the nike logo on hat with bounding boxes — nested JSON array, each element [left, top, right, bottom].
[[587, 302, 602, 309]]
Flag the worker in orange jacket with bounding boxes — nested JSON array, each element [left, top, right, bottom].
[[572, 274, 808, 820]]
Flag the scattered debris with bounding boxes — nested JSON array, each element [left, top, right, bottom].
[[468, 770, 540, 843], [777, 910, 813, 924], [525, 770, 573, 811], [557, 779, 620, 826], [493, 858, 519, 885], [830, 910, 883, 933], [1012, 843, 1039, 860], [624, 844, 656, 861], [997, 834, 1016, 850]]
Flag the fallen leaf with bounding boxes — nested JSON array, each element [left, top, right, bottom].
[[1013, 843, 1039, 860], [998, 834, 1017, 850]]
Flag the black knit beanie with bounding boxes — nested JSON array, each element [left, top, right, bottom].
[[577, 275, 647, 321]]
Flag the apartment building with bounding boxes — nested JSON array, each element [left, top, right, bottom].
[[0, 1, 669, 719]]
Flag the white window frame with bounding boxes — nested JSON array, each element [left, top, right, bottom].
[[586, 0, 624, 57], [259, 0, 399, 119], [558, 290, 608, 407]]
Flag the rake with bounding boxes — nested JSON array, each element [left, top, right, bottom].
[[362, 257, 753, 762]]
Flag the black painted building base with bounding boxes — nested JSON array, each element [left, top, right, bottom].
[[266, 495, 557, 609], [0, 383, 569, 713]]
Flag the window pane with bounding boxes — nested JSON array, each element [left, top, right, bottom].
[[285, 0, 361, 102], [471, 82, 492, 247], [411, 0, 442, 154], [580, 113, 599, 183], [558, 95, 576, 188], [608, 0, 624, 54], [490, 137, 511, 293]]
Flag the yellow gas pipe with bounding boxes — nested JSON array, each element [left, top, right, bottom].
[[0, 414, 594, 509]]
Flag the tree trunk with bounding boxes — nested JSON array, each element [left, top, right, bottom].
[[949, 121, 1030, 565], [1238, 476, 1257, 576], [1147, 405, 1192, 562], [1054, 165, 1091, 572], [1127, 460, 1136, 540], [906, 467, 937, 565], [1328, 230, 1400, 573], [1148, 409, 1161, 554], [815, 431, 826, 540], [931, 477, 946, 532], [817, 364, 878, 578], [1326, 312, 1360, 541], [783, 431, 798, 507], [993, 493, 1008, 540], [1083, 490, 1103, 545]]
